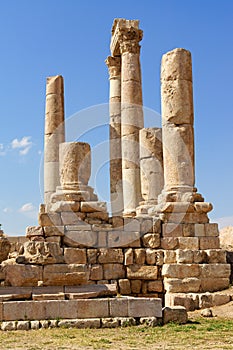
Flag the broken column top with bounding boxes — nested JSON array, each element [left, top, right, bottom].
[[46, 75, 64, 95], [161, 48, 192, 82], [110, 18, 142, 57]]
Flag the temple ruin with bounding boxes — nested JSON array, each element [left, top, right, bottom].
[[0, 18, 231, 329]]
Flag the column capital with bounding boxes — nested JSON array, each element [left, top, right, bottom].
[[118, 27, 143, 54], [105, 56, 121, 78]]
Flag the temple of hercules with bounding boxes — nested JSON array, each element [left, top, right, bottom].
[[0, 18, 231, 329]]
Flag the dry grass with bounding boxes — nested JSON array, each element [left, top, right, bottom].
[[0, 318, 233, 349]]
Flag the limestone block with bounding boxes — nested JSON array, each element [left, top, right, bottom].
[[109, 298, 129, 317], [163, 306, 188, 324], [65, 284, 117, 298], [142, 233, 160, 248], [127, 265, 158, 280], [156, 250, 164, 265], [124, 248, 134, 265], [194, 224, 205, 237], [212, 294, 230, 306], [205, 223, 219, 237], [103, 264, 125, 280], [43, 226, 64, 237], [66, 224, 91, 231], [124, 218, 140, 232], [200, 278, 230, 293], [87, 249, 97, 264], [146, 249, 156, 265], [165, 293, 199, 311], [200, 264, 230, 279], [59, 142, 91, 186], [98, 248, 124, 264], [147, 280, 163, 293], [119, 279, 131, 294], [45, 236, 61, 244], [81, 201, 107, 213], [161, 238, 178, 250], [31, 320, 40, 330], [76, 299, 109, 318], [178, 237, 199, 250], [164, 250, 177, 264], [163, 223, 182, 237], [128, 298, 162, 318], [50, 201, 80, 212], [87, 212, 109, 221], [108, 231, 141, 248], [134, 249, 146, 264], [176, 249, 194, 264], [20, 241, 64, 265], [130, 280, 141, 293], [26, 226, 44, 237], [161, 80, 193, 124], [102, 318, 120, 328], [140, 218, 153, 234], [61, 212, 85, 225], [90, 264, 103, 280], [97, 231, 107, 247], [140, 128, 162, 159], [92, 224, 112, 232], [17, 321, 30, 330], [1, 321, 17, 330], [64, 248, 87, 264], [3, 265, 43, 287], [161, 48, 192, 82], [199, 237, 220, 250], [63, 231, 97, 248], [182, 224, 195, 237], [38, 213, 62, 227], [0, 237, 11, 263], [4, 301, 45, 321], [206, 249, 226, 263], [43, 264, 89, 286], [164, 277, 201, 293], [61, 318, 101, 328], [162, 264, 200, 279], [193, 250, 207, 264], [111, 216, 124, 230], [194, 202, 213, 213]]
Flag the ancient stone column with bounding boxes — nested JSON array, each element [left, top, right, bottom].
[[160, 48, 196, 202], [59, 142, 91, 191], [44, 75, 65, 206], [118, 21, 144, 216], [139, 128, 164, 206], [105, 56, 123, 216]]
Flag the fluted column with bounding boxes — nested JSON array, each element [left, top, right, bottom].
[[105, 56, 123, 216], [119, 25, 144, 216], [44, 75, 65, 206]]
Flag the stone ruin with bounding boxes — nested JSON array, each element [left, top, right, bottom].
[[0, 18, 231, 329]]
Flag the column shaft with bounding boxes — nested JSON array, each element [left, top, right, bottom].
[[44, 75, 65, 206]]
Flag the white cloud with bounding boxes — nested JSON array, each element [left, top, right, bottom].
[[0, 144, 6, 156], [19, 203, 35, 212], [11, 136, 32, 155]]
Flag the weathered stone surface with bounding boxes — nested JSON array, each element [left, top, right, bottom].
[[176, 249, 194, 264], [43, 226, 64, 237], [146, 249, 156, 265], [130, 280, 142, 294], [17, 320, 30, 330], [178, 237, 199, 250], [31, 320, 40, 330], [200, 264, 230, 279], [193, 250, 207, 264], [18, 241, 64, 265], [65, 284, 117, 299], [124, 248, 134, 265], [98, 248, 124, 264], [163, 223, 182, 237], [81, 201, 107, 213], [26, 226, 44, 237], [206, 249, 226, 263], [163, 306, 188, 324], [58, 318, 101, 328], [164, 277, 201, 293], [76, 299, 109, 318], [142, 233, 160, 248], [63, 231, 97, 248], [1, 321, 17, 331], [102, 317, 119, 328], [64, 248, 87, 264], [90, 264, 103, 280], [119, 279, 131, 294], [123, 218, 140, 232], [3, 264, 43, 287], [147, 280, 163, 293], [61, 212, 85, 225], [200, 278, 230, 292], [127, 265, 158, 280], [43, 264, 89, 286], [128, 297, 162, 318], [199, 237, 220, 250], [38, 213, 62, 227], [134, 249, 146, 264], [161, 238, 178, 250], [50, 201, 80, 212], [0, 237, 11, 263], [108, 231, 141, 248], [164, 250, 177, 263], [103, 264, 125, 280], [162, 264, 200, 279]]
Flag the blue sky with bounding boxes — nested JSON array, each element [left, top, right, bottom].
[[0, 0, 232, 235]]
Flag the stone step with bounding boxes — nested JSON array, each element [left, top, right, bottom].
[[0, 297, 162, 321], [165, 286, 233, 311]]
